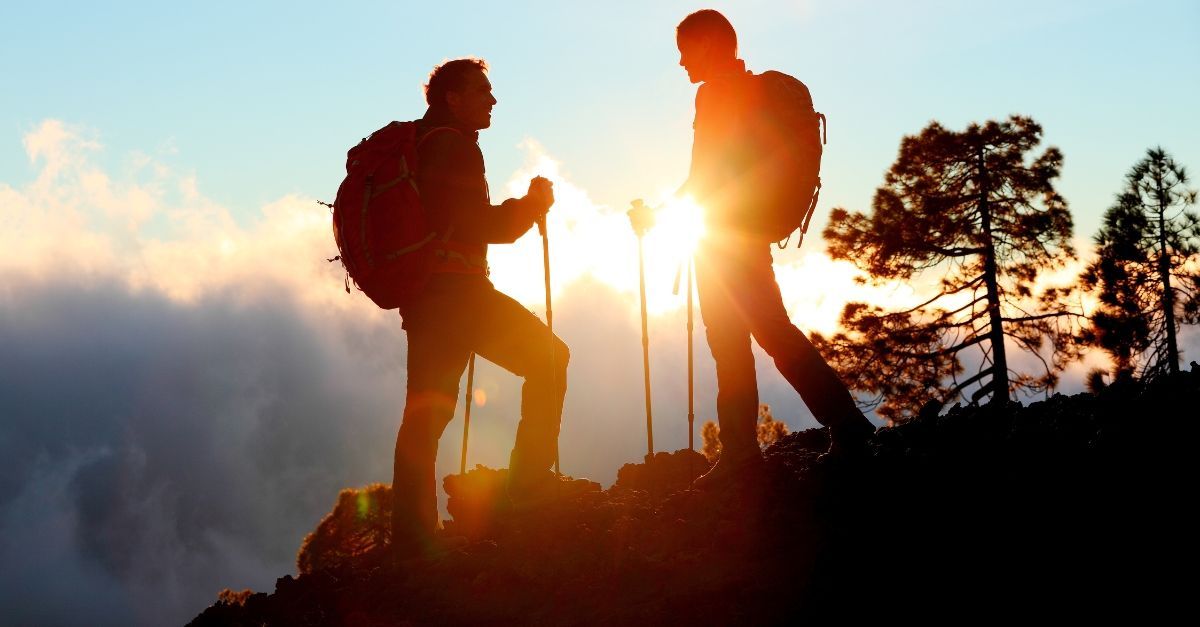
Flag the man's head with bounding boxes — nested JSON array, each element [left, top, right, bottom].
[[676, 9, 738, 84], [424, 58, 496, 130]]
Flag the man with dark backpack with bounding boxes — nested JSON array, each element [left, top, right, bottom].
[[675, 10, 876, 489], [337, 58, 576, 559]]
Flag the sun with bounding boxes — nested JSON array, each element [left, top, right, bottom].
[[486, 166, 710, 315], [632, 194, 707, 314], [644, 195, 706, 263]]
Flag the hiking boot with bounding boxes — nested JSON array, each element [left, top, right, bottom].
[[817, 417, 875, 465], [507, 470, 600, 511], [692, 447, 765, 491]]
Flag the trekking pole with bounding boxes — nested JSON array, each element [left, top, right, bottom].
[[686, 257, 695, 463], [459, 353, 476, 475], [628, 200, 656, 461], [673, 257, 696, 482], [537, 215, 561, 477], [672, 258, 700, 454]]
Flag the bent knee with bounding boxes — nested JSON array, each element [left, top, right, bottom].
[[547, 336, 570, 383], [553, 336, 570, 368], [534, 335, 569, 384]]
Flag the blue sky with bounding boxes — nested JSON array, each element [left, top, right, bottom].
[[4, 0, 1197, 235], [1, 2, 1198, 625]]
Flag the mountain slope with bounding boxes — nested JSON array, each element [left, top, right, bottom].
[[190, 366, 1197, 625]]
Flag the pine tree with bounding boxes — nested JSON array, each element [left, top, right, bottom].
[[1081, 148, 1199, 379], [819, 116, 1078, 421]]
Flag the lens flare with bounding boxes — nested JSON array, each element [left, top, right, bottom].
[[355, 490, 371, 520]]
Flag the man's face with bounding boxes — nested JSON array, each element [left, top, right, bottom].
[[677, 34, 712, 84], [446, 69, 497, 130]]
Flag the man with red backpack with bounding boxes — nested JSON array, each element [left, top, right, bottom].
[[387, 58, 570, 558], [675, 10, 876, 489]]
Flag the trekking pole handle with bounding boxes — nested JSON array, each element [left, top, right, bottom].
[[627, 199, 656, 237]]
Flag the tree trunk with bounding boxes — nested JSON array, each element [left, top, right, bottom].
[[1155, 172, 1180, 376], [978, 146, 1010, 403]]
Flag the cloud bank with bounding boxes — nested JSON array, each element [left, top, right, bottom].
[[0, 121, 830, 625]]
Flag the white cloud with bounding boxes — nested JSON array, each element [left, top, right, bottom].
[[2, 119, 387, 318]]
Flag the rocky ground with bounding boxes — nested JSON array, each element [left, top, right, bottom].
[[189, 367, 1196, 625]]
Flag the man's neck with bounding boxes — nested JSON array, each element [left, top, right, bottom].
[[422, 105, 479, 138], [705, 57, 747, 82]]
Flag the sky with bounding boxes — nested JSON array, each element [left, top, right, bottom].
[[2, 1, 1198, 625]]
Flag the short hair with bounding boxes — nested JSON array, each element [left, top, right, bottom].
[[424, 58, 489, 107], [676, 9, 737, 57]]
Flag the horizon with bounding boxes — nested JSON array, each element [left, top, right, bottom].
[[2, 1, 1199, 625]]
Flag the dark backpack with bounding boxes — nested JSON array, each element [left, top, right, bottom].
[[330, 121, 454, 310], [747, 71, 827, 247]]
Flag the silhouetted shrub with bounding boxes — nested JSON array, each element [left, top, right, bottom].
[[701, 404, 791, 462], [700, 420, 721, 462], [215, 588, 253, 607], [756, 404, 789, 448], [295, 483, 392, 575]]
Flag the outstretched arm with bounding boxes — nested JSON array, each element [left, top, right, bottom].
[[418, 131, 550, 244]]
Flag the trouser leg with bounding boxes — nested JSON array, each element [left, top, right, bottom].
[[392, 314, 470, 549], [392, 273, 569, 535], [736, 246, 868, 431], [697, 249, 760, 455], [699, 239, 869, 442], [466, 286, 569, 480]]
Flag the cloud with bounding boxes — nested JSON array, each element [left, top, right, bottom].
[[1, 121, 790, 625], [0, 447, 132, 626], [0, 274, 411, 625], [1, 121, 418, 624]]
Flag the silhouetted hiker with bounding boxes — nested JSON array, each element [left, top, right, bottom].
[[391, 58, 575, 559], [674, 10, 876, 489]]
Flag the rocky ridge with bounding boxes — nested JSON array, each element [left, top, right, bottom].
[[190, 367, 1197, 625]]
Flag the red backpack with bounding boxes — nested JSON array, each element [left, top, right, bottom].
[[330, 121, 453, 310]]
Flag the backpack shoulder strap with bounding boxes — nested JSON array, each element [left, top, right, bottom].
[[416, 125, 462, 149]]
